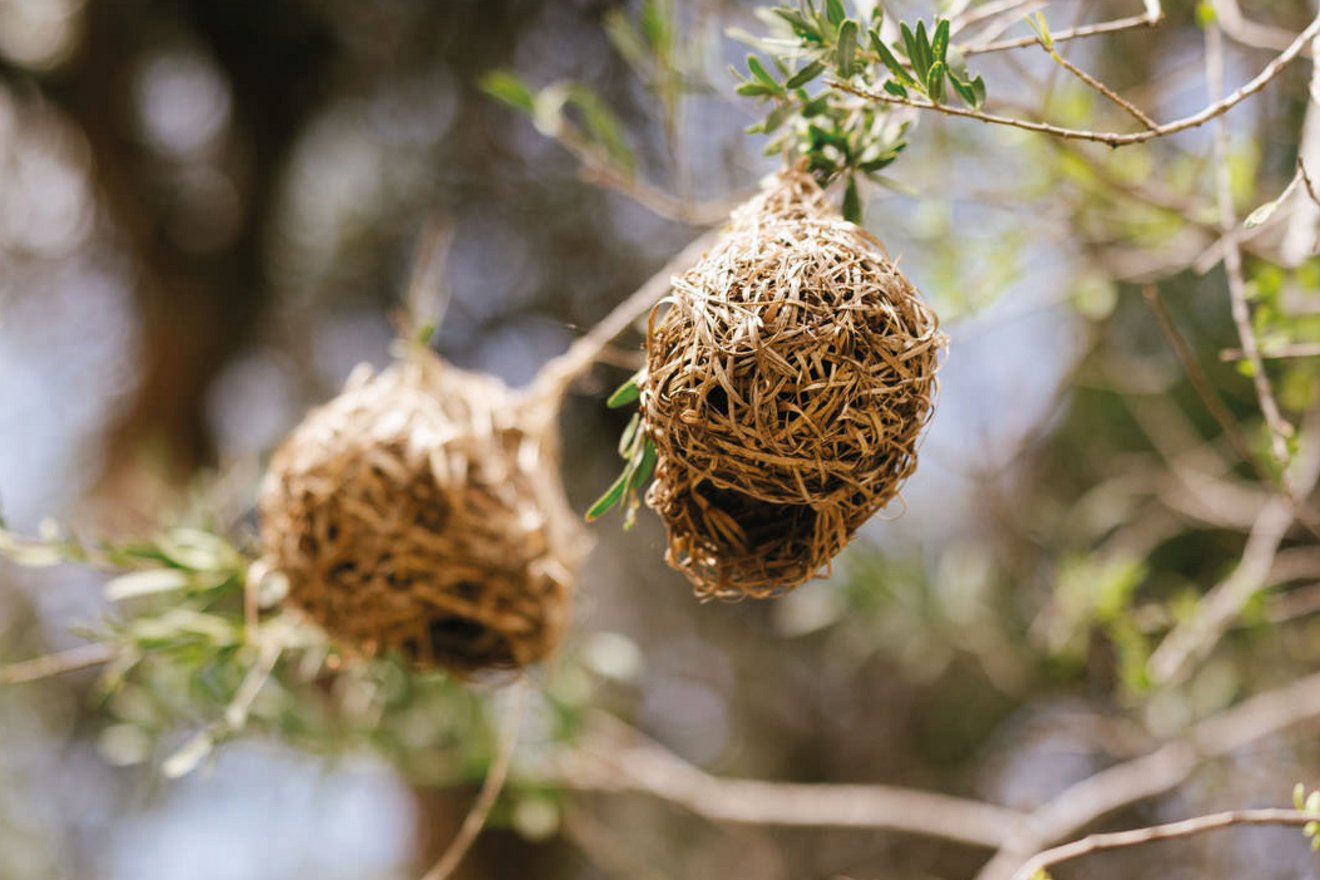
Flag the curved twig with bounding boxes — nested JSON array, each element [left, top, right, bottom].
[[418, 678, 528, 880], [833, 13, 1320, 148], [1013, 808, 1320, 880]]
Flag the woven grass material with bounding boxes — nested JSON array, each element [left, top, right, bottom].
[[643, 167, 944, 599], [259, 351, 586, 675]]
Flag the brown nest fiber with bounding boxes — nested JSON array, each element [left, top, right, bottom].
[[643, 167, 944, 599], [259, 351, 586, 674]]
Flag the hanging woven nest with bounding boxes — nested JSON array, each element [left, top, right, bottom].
[[258, 350, 586, 675], [642, 167, 944, 599]]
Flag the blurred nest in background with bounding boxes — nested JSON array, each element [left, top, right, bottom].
[[643, 167, 944, 599], [259, 350, 586, 675]]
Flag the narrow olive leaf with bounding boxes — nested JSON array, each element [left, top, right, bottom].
[[618, 411, 642, 457], [801, 93, 831, 116], [871, 32, 917, 86], [774, 7, 822, 42], [567, 87, 636, 175], [842, 176, 862, 224], [162, 730, 215, 779], [971, 74, 987, 107], [641, 0, 672, 53], [586, 471, 630, 520], [746, 55, 780, 90], [926, 60, 947, 103], [836, 20, 858, 76], [628, 439, 657, 491], [762, 102, 791, 133], [736, 82, 777, 97], [914, 21, 933, 80], [825, 0, 847, 27], [900, 22, 932, 82], [949, 75, 977, 107], [104, 568, 193, 602], [1028, 11, 1054, 50], [931, 18, 950, 63], [480, 70, 536, 112], [785, 59, 827, 89], [606, 368, 644, 407]]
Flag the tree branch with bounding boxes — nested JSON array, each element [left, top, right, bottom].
[[831, 12, 1320, 148], [1013, 808, 1320, 880], [532, 229, 722, 401], [0, 643, 114, 685], [542, 712, 1025, 850], [418, 679, 527, 880], [962, 0, 1164, 56], [975, 667, 1320, 880], [1205, 23, 1294, 468]]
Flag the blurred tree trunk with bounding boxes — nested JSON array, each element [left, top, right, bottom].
[[44, 0, 333, 505]]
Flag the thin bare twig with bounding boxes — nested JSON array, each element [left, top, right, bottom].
[[1012, 808, 1320, 880], [0, 642, 114, 685], [533, 229, 722, 400], [1222, 342, 1320, 360], [1207, 24, 1294, 469], [545, 712, 1025, 849], [553, 125, 733, 227], [1211, 0, 1307, 53], [418, 678, 528, 880], [976, 666, 1320, 880], [832, 13, 1320, 148], [1041, 43, 1158, 130], [962, 0, 1164, 56], [1300, 157, 1320, 208], [1142, 286, 1260, 472]]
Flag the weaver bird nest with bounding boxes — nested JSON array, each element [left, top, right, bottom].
[[643, 168, 944, 599], [259, 351, 585, 675]]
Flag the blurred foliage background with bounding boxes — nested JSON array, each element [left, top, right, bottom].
[[3, 0, 1320, 878]]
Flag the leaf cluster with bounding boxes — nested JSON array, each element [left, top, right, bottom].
[[586, 369, 655, 527], [732, 1, 986, 219]]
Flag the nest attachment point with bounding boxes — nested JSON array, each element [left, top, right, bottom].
[[643, 167, 944, 600], [259, 352, 586, 675]]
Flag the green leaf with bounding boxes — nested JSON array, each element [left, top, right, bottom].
[[900, 22, 931, 82], [162, 730, 215, 779], [871, 32, 917, 86], [914, 21, 933, 80], [607, 369, 644, 408], [104, 568, 193, 602], [836, 20, 858, 75], [735, 82, 777, 98], [618, 412, 642, 457], [825, 0, 847, 27], [566, 87, 636, 174], [746, 55, 780, 90], [801, 94, 831, 116], [1027, 11, 1054, 50], [931, 18, 950, 63], [641, 0, 673, 53], [628, 439, 657, 490], [971, 74, 987, 107], [586, 471, 630, 521], [843, 176, 862, 224], [785, 59, 827, 89], [773, 8, 822, 42], [762, 102, 791, 133], [949, 76, 977, 107], [480, 70, 535, 112], [926, 60, 946, 103], [604, 9, 649, 73]]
